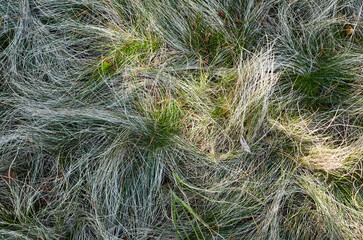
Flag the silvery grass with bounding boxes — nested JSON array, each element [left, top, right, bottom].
[[0, 0, 362, 239]]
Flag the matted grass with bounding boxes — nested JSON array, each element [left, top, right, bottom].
[[0, 0, 362, 239]]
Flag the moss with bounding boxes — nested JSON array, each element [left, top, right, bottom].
[[76, 37, 162, 101], [114, 38, 161, 64], [93, 37, 162, 77]]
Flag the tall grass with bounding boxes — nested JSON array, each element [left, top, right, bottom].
[[1, 0, 362, 239]]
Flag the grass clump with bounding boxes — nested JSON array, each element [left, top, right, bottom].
[[0, 0, 362, 239], [286, 50, 360, 109]]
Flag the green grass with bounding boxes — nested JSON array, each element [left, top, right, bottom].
[[285, 50, 360, 109], [0, 0, 362, 239]]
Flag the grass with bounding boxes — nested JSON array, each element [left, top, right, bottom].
[[0, 0, 362, 239]]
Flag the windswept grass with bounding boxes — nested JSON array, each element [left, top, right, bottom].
[[1, 0, 362, 239]]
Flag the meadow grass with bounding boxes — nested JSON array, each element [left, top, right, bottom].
[[0, 0, 362, 239]]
